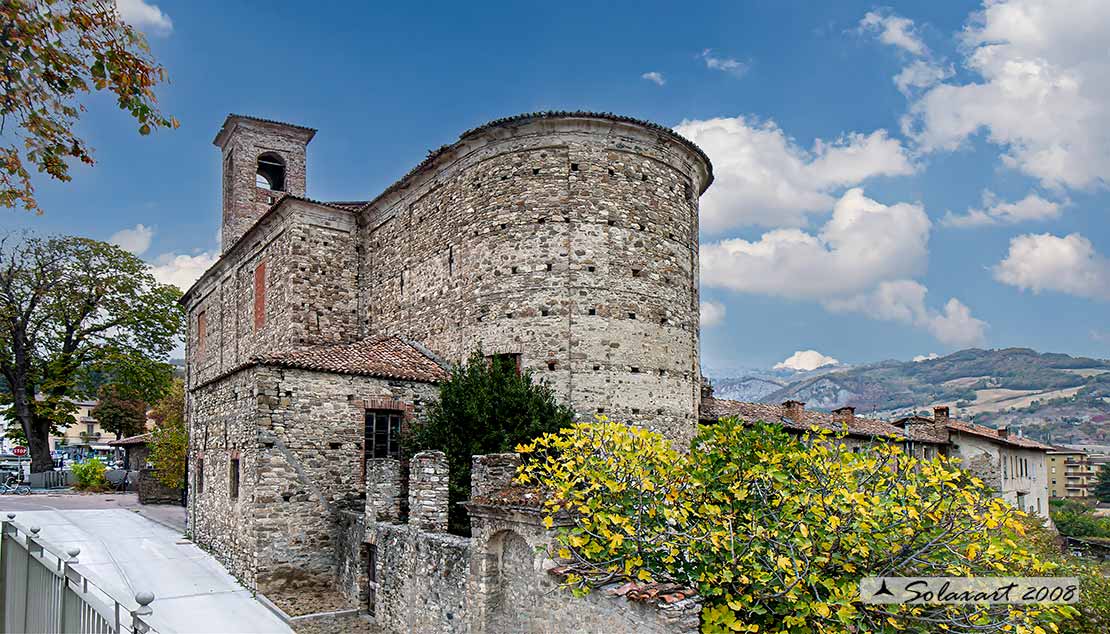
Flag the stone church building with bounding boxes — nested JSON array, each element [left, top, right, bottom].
[[182, 111, 714, 630]]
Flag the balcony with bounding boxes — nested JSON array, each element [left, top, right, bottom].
[[79, 431, 101, 444]]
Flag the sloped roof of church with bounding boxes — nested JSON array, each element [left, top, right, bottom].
[[700, 398, 906, 439], [257, 336, 450, 383]]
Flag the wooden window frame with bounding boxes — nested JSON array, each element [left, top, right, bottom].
[[365, 410, 402, 461]]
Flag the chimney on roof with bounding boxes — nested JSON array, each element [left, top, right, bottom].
[[997, 426, 1009, 439], [783, 400, 805, 422], [832, 406, 855, 426], [933, 406, 950, 425]]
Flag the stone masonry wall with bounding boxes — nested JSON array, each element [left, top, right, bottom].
[[471, 453, 520, 500], [358, 116, 711, 447], [186, 200, 359, 389], [188, 364, 436, 594], [467, 504, 701, 634], [408, 451, 448, 532], [188, 367, 260, 586], [366, 458, 402, 523], [371, 523, 471, 634]]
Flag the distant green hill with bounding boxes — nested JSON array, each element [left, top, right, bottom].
[[759, 348, 1110, 445]]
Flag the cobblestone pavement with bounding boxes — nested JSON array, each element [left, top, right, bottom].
[[292, 614, 382, 634]]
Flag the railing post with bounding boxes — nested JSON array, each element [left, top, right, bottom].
[[131, 591, 154, 633], [57, 547, 79, 633], [21, 527, 39, 634]]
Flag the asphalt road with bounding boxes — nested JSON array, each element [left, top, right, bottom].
[[0, 491, 186, 532]]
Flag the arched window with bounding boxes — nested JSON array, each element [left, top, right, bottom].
[[255, 152, 286, 191]]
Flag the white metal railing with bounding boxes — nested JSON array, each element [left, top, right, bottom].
[[0, 513, 163, 633]]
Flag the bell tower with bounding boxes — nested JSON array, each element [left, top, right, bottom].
[[213, 114, 316, 253]]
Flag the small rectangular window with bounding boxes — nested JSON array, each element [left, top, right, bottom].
[[197, 311, 207, 356], [366, 411, 402, 461], [230, 458, 240, 499], [253, 262, 266, 332]]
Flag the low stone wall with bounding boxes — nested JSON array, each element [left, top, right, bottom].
[[335, 510, 369, 608], [138, 469, 182, 505], [371, 523, 470, 633]]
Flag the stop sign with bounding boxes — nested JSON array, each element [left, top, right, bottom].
[[11, 446, 27, 457]]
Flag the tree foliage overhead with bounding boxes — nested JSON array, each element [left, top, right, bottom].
[[1, 0, 178, 213], [91, 382, 145, 440], [518, 418, 1073, 633], [407, 350, 574, 534], [148, 377, 184, 488], [0, 233, 183, 472]]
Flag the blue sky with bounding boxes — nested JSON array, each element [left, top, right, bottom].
[[8, 0, 1110, 373]]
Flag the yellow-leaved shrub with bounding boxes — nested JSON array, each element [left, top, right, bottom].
[[517, 417, 1074, 634]]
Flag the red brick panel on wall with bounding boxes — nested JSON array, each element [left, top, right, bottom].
[[253, 261, 266, 332]]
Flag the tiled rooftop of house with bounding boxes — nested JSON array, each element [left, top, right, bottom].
[[700, 397, 906, 439], [107, 432, 152, 446], [257, 336, 450, 383]]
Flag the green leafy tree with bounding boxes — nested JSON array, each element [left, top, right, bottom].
[[1094, 466, 1110, 504], [148, 378, 185, 488], [1, 0, 178, 213], [407, 350, 574, 534], [0, 234, 183, 472], [518, 418, 1073, 633], [92, 383, 146, 440]]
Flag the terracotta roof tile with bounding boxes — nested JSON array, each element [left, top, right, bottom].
[[256, 336, 449, 383], [945, 418, 1054, 451], [700, 398, 906, 439]]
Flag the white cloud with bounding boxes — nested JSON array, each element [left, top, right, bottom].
[[700, 49, 749, 77], [700, 300, 726, 327], [774, 350, 840, 372], [700, 188, 930, 298], [116, 0, 173, 35], [993, 232, 1110, 300], [826, 280, 988, 347], [149, 251, 218, 293], [913, 352, 940, 362], [109, 223, 154, 255], [860, 10, 928, 56], [904, 0, 1110, 190], [674, 116, 914, 232], [941, 190, 1063, 227], [894, 60, 952, 96], [641, 71, 666, 86], [699, 188, 988, 345]]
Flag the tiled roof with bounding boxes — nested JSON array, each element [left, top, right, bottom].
[[945, 419, 1054, 451], [212, 114, 317, 146], [324, 200, 370, 211], [891, 414, 1054, 451], [700, 398, 906, 439], [547, 568, 698, 606], [893, 416, 952, 444], [108, 432, 151, 446], [255, 336, 449, 383]]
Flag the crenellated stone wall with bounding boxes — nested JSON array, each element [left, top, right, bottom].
[[334, 449, 702, 633]]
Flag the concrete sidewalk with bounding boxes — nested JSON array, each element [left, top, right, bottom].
[[6, 508, 291, 633]]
